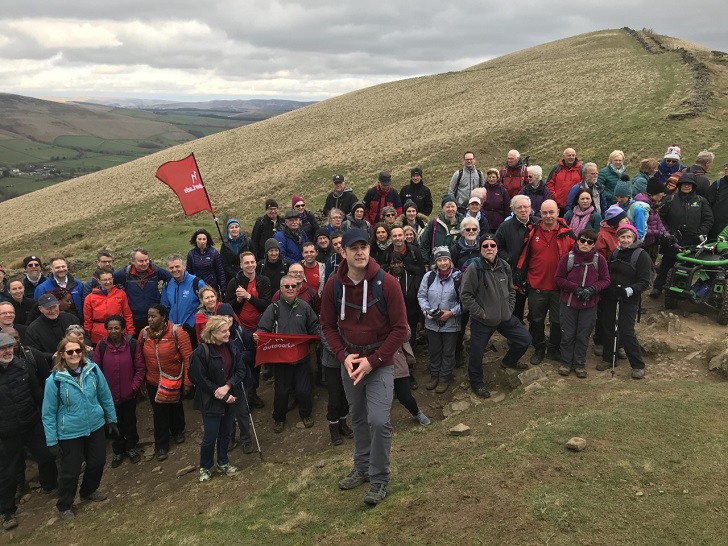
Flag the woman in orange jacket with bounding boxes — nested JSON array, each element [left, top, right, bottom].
[[83, 268, 134, 345]]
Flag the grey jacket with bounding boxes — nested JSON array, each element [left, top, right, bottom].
[[256, 297, 320, 364], [448, 166, 484, 208], [417, 270, 461, 333], [460, 257, 515, 327]]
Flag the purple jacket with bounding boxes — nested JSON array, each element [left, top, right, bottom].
[[554, 243, 611, 310], [634, 193, 668, 248], [520, 181, 552, 218], [482, 183, 511, 231], [91, 334, 145, 404]]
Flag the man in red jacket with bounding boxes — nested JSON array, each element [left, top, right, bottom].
[[320, 228, 408, 506], [546, 147, 582, 214], [362, 172, 402, 226], [515, 200, 575, 364]]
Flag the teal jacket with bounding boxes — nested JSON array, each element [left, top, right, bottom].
[[42, 361, 117, 446]]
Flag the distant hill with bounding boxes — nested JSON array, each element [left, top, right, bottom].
[[72, 97, 317, 112], [1, 28, 727, 275]]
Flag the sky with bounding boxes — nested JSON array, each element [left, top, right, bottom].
[[1, 0, 726, 103]]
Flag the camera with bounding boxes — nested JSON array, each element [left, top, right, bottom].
[[428, 308, 443, 320]]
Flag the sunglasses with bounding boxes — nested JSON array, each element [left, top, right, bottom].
[[294, 204, 305, 208], [64, 348, 83, 356], [27, 263, 41, 267], [384, 213, 396, 217], [578, 238, 596, 245], [282, 284, 297, 289], [464, 227, 478, 232], [665, 159, 677, 164], [481, 243, 497, 249]]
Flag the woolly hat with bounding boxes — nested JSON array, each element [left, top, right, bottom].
[[604, 205, 627, 227], [378, 171, 392, 185], [614, 180, 631, 198], [315, 227, 330, 240], [677, 172, 697, 188], [265, 199, 278, 210], [410, 166, 423, 177], [664, 145, 681, 161], [433, 246, 451, 261], [616, 224, 639, 240], [403, 199, 418, 213], [226, 218, 240, 230], [441, 193, 457, 207], [0, 333, 15, 348], [215, 303, 235, 318], [292, 195, 304, 208], [646, 176, 666, 195], [351, 201, 366, 214], [23, 255, 41, 268], [284, 209, 300, 220], [264, 238, 280, 252]]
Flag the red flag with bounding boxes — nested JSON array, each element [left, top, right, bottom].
[[255, 332, 320, 367], [155, 154, 213, 216]]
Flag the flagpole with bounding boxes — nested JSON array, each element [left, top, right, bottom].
[[191, 152, 225, 245]]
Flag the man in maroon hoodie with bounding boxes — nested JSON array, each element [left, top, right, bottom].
[[320, 228, 408, 506]]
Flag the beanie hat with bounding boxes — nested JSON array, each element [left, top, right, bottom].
[[614, 180, 631, 198], [23, 255, 41, 268], [677, 172, 697, 188], [410, 167, 423, 177], [646, 176, 666, 195], [616, 224, 639, 240], [378, 171, 392, 185], [433, 246, 451, 261], [265, 199, 278, 210], [265, 238, 280, 252], [215, 303, 235, 318], [226, 218, 240, 230], [315, 227, 330, 240], [292, 195, 304, 208], [664, 145, 681, 161], [403, 199, 418, 212], [604, 205, 627, 227], [351, 201, 365, 214], [441, 193, 456, 207]]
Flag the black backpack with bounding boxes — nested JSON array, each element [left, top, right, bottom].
[[96, 335, 138, 370]]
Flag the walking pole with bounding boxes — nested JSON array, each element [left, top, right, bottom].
[[611, 299, 620, 378], [239, 385, 264, 462]]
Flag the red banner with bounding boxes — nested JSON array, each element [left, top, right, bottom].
[[255, 332, 319, 366], [155, 154, 213, 216]]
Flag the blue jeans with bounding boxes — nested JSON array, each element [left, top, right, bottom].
[[200, 409, 235, 470], [468, 315, 531, 390]]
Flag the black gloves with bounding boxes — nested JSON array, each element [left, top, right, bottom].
[[573, 287, 585, 299], [578, 286, 596, 301]]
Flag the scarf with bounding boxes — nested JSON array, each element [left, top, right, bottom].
[[283, 226, 304, 246], [377, 239, 392, 251], [610, 164, 626, 178], [569, 205, 594, 237]]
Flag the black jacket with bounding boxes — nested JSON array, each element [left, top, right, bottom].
[[494, 214, 535, 268], [707, 176, 728, 240], [399, 181, 434, 216], [323, 188, 358, 217], [255, 259, 290, 294], [22, 275, 46, 301], [220, 235, 253, 284], [190, 342, 246, 416], [25, 311, 81, 362], [608, 244, 654, 301], [0, 357, 42, 438], [251, 216, 284, 260], [660, 190, 714, 246], [684, 165, 711, 198], [224, 273, 272, 317]]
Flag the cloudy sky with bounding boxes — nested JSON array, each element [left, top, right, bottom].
[[1, 0, 726, 102]]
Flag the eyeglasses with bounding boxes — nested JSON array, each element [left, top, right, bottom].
[[464, 157, 475, 161], [294, 204, 305, 208], [578, 238, 596, 245], [665, 159, 677, 164], [464, 227, 478, 233], [282, 284, 297, 289], [64, 349, 83, 356], [481, 243, 497, 249], [26, 263, 41, 267], [288, 270, 304, 275]]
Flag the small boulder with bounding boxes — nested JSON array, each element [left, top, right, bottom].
[[176, 465, 196, 478], [566, 437, 587, 451], [451, 400, 471, 412], [449, 423, 471, 436], [518, 366, 547, 386]]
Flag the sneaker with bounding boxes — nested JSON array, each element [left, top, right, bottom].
[[242, 441, 254, 455], [58, 509, 75, 520], [363, 482, 388, 505], [473, 386, 491, 399], [425, 377, 439, 390], [111, 453, 123, 468], [173, 433, 186, 445], [273, 421, 285, 434], [649, 287, 662, 299], [435, 380, 450, 394], [596, 361, 613, 372], [593, 345, 603, 356], [126, 448, 141, 464], [3, 515, 18, 531], [339, 469, 369, 490], [415, 411, 431, 426], [199, 468, 212, 482], [302, 416, 314, 428], [82, 490, 107, 502], [217, 463, 238, 476], [558, 365, 571, 376], [501, 360, 528, 371], [574, 368, 587, 379], [530, 348, 545, 365], [156, 448, 168, 461], [631, 368, 646, 379]]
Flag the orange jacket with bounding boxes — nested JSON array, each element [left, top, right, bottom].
[[139, 322, 193, 387], [83, 286, 134, 344]]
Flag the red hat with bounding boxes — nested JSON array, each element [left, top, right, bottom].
[[292, 195, 304, 207]]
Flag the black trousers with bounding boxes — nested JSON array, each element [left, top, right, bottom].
[[602, 298, 645, 369], [0, 421, 57, 516], [112, 398, 139, 455], [272, 362, 312, 423], [393, 377, 419, 417], [324, 366, 349, 423], [146, 383, 185, 451], [57, 426, 106, 512], [527, 289, 561, 350]]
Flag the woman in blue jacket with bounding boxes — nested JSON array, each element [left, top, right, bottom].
[[186, 229, 226, 295], [42, 336, 117, 520]]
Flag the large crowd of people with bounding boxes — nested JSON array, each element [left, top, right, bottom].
[[1, 145, 727, 525]]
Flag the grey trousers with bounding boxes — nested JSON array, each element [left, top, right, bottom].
[[427, 330, 458, 381], [341, 364, 394, 485], [559, 303, 597, 369]]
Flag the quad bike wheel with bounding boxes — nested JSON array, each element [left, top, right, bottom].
[[718, 278, 728, 325]]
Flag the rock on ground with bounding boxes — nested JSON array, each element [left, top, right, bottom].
[[566, 437, 587, 451], [449, 423, 471, 436]]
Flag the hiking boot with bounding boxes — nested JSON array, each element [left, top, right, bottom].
[[58, 509, 74, 520], [435, 380, 450, 394], [558, 365, 571, 376], [574, 368, 587, 379], [415, 411, 431, 426], [217, 463, 238, 476], [82, 490, 107, 502], [547, 348, 561, 361], [501, 360, 528, 371], [250, 392, 265, 409], [596, 361, 613, 372], [338, 419, 354, 438], [339, 469, 369, 490], [593, 345, 603, 356], [156, 448, 168, 461], [302, 416, 314, 428], [173, 433, 185, 445], [530, 347, 546, 365], [425, 377, 439, 390], [649, 287, 662, 299], [273, 421, 285, 434], [409, 375, 418, 390], [199, 468, 212, 482], [631, 368, 646, 379], [242, 441, 254, 455], [363, 482, 388, 505], [473, 386, 491, 399], [126, 448, 141, 464], [329, 423, 343, 446], [3, 515, 18, 531], [111, 453, 123, 468], [617, 348, 627, 360]]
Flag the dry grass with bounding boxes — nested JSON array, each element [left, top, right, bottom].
[[2, 28, 727, 274]]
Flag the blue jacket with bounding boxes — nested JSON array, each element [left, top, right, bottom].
[[565, 182, 608, 216], [274, 230, 308, 262], [42, 361, 116, 445], [417, 269, 462, 333], [113, 263, 172, 322], [186, 246, 226, 294], [34, 275, 84, 321], [161, 272, 205, 328]]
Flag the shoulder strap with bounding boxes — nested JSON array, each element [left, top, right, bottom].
[[98, 339, 107, 369], [192, 276, 203, 297], [426, 270, 436, 289], [128, 336, 137, 358], [172, 324, 180, 352], [202, 343, 210, 361], [566, 251, 575, 272], [455, 168, 463, 189], [141, 327, 149, 347], [272, 302, 280, 333]]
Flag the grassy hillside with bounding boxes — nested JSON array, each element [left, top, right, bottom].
[[1, 28, 727, 274]]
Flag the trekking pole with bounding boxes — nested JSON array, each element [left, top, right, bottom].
[[239, 386, 264, 462], [611, 299, 620, 379]]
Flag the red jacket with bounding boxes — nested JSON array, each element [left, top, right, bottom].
[[139, 321, 194, 387], [83, 286, 134, 344], [500, 162, 528, 199], [547, 159, 582, 209], [595, 221, 619, 262], [515, 218, 575, 290], [363, 184, 402, 225]]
